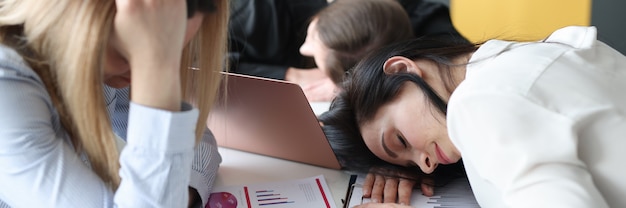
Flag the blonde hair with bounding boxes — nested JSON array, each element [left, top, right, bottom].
[[0, 0, 229, 190]]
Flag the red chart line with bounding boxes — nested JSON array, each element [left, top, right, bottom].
[[315, 178, 331, 208]]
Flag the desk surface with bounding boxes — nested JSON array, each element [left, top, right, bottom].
[[214, 147, 351, 207], [213, 101, 348, 206]]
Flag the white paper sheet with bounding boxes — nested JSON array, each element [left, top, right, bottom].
[[208, 175, 337, 208]]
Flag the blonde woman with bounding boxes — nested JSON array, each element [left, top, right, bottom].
[[0, 0, 228, 207]]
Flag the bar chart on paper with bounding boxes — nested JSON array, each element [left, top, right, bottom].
[[207, 175, 337, 208], [255, 189, 293, 206]]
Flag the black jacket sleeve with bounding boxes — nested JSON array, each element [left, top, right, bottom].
[[398, 0, 469, 43], [228, 0, 328, 80]]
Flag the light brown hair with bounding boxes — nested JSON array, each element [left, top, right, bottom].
[[315, 0, 413, 83]]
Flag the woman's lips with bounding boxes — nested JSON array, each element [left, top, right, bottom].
[[435, 143, 453, 164]]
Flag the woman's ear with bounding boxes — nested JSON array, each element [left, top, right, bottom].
[[382, 56, 423, 77]]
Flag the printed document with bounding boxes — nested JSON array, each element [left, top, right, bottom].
[[207, 175, 337, 208]]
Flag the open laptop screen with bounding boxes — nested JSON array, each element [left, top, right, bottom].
[[207, 73, 342, 170]]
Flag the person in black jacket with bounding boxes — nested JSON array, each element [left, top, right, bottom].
[[227, 0, 465, 102], [228, 0, 327, 80], [398, 0, 464, 40]]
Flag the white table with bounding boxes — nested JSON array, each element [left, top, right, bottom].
[[214, 147, 351, 207]]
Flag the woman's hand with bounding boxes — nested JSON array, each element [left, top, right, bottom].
[[114, 0, 187, 66], [113, 0, 188, 111], [286, 67, 339, 102], [301, 77, 338, 102], [361, 172, 435, 205], [354, 202, 413, 208]]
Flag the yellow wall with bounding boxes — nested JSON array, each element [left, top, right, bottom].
[[450, 0, 591, 43]]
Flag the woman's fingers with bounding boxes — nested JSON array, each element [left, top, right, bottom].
[[420, 177, 435, 197], [113, 0, 187, 68], [113, 0, 189, 110], [362, 171, 429, 205], [370, 174, 386, 203], [362, 173, 376, 197], [354, 202, 413, 208], [397, 178, 416, 205], [363, 173, 413, 204], [383, 177, 399, 203]]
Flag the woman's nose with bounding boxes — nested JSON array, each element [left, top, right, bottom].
[[416, 153, 438, 174]]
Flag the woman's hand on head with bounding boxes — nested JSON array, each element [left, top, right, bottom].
[[113, 0, 187, 68], [113, 0, 188, 111]]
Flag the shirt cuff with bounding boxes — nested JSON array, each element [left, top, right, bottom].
[[126, 102, 199, 153]]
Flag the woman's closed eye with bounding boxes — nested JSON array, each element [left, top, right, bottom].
[[396, 134, 420, 167], [397, 134, 408, 149]]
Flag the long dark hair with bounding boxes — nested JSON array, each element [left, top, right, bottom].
[[321, 37, 478, 185]]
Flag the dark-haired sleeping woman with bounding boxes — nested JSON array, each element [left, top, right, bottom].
[[306, 1, 470, 204], [320, 98, 466, 206], [320, 26, 626, 207]]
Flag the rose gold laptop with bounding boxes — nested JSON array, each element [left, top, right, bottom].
[[207, 72, 342, 170]]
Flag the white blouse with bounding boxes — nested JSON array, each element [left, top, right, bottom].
[[0, 44, 200, 207], [447, 26, 626, 207]]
